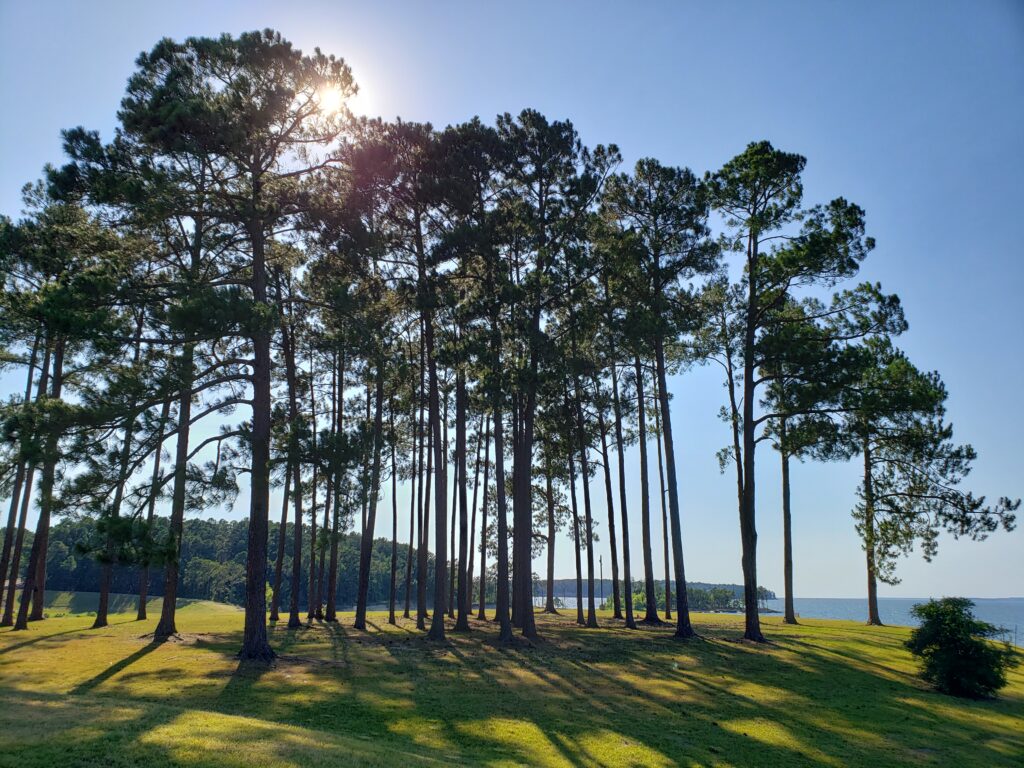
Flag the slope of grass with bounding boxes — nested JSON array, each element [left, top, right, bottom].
[[0, 594, 1021, 767]]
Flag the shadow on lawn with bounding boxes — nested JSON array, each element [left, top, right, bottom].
[[3, 612, 1022, 767]]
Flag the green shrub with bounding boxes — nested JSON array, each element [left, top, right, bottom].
[[905, 597, 1018, 699]]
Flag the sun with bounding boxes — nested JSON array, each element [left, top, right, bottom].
[[316, 84, 345, 115]]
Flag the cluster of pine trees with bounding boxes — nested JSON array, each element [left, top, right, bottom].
[[0, 30, 1016, 659]]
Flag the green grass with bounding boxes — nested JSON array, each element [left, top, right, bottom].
[[1, 594, 1021, 767]]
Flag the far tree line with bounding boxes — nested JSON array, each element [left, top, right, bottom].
[[0, 30, 1017, 659]]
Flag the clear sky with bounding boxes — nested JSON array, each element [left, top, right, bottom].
[[1, 1, 1022, 599]]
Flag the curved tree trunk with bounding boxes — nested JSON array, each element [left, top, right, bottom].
[[15, 338, 64, 630], [0, 333, 39, 613]]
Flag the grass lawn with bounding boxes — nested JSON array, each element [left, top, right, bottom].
[[1, 594, 1021, 767]]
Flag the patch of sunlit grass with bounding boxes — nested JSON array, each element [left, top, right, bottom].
[[1, 593, 1022, 767]]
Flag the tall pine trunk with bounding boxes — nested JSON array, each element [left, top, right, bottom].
[[388, 398, 399, 625], [543, 458, 558, 614], [596, 404, 621, 619], [466, 414, 486, 614], [780, 417, 797, 625], [355, 361, 385, 630], [611, 365, 636, 629], [136, 399, 170, 621], [567, 452, 585, 626], [654, 400, 671, 621], [863, 437, 882, 626], [573, 383, 598, 628], [634, 356, 660, 624], [478, 416, 491, 621], [270, 463, 291, 622], [153, 344, 195, 641], [454, 359, 470, 630], [425, 313, 447, 641], [738, 233, 764, 642], [95, 316, 145, 630], [15, 337, 64, 630], [654, 337, 694, 638], [0, 333, 39, 612]]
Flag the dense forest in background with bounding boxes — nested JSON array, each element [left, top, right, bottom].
[[17, 518, 771, 612], [0, 30, 1016, 661]]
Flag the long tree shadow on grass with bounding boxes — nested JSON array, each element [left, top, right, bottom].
[[70, 639, 163, 695]]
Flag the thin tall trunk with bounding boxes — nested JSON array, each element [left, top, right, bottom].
[[404, 370, 418, 620], [416, 325, 429, 629], [270, 461, 291, 622], [425, 313, 447, 641], [0, 332, 39, 612], [654, 400, 671, 621], [780, 416, 797, 625], [138, 398, 171, 621], [315, 475, 329, 620], [417, 399, 432, 630], [567, 452, 585, 626], [282, 315, 305, 631], [863, 437, 882, 626], [448, 439, 457, 620], [478, 414, 492, 621], [454, 360, 470, 631], [467, 414, 486, 614], [611, 365, 636, 629], [15, 337, 66, 630], [95, 315, 146, 629], [308, 373, 319, 621], [654, 338, 694, 638], [738, 230, 765, 643], [634, 356, 660, 624], [493, 394, 512, 642], [2, 339, 50, 627], [543, 457, 558, 614], [355, 361, 385, 630], [596, 403, 621, 619], [388, 398, 399, 625], [573, 383, 598, 628], [153, 343, 195, 641], [325, 351, 345, 622]]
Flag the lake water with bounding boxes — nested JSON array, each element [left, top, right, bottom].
[[765, 597, 1024, 645], [538, 596, 1024, 646]]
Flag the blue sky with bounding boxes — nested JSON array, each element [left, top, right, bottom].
[[1, 1, 1022, 598]]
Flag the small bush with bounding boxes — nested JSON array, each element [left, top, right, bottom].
[[905, 597, 1018, 699]]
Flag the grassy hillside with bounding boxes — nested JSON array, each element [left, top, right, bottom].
[[0, 595, 1021, 767], [40, 591, 198, 616]]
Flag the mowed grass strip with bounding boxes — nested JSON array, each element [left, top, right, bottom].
[[1, 596, 1021, 767]]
